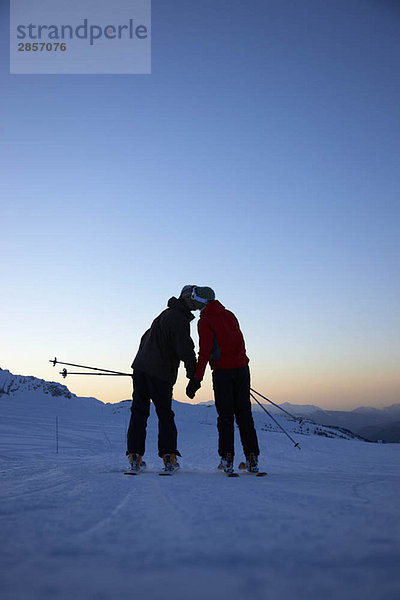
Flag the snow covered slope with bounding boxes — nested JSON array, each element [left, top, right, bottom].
[[1, 369, 399, 600]]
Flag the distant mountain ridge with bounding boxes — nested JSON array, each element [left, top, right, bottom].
[[252, 400, 400, 443], [0, 368, 104, 417], [0, 367, 73, 399]]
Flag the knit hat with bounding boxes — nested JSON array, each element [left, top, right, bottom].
[[179, 285, 197, 299], [192, 286, 215, 304]]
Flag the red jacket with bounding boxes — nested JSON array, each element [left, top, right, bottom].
[[194, 300, 249, 381]]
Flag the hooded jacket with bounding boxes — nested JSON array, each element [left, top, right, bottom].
[[194, 300, 249, 381], [132, 297, 196, 385]]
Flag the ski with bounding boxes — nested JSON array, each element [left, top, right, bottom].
[[123, 469, 249, 477], [239, 470, 268, 477], [124, 465, 146, 475], [238, 462, 268, 477], [159, 465, 180, 476], [218, 465, 239, 477]]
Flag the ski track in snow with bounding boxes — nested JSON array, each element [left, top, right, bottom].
[[1, 397, 400, 600]]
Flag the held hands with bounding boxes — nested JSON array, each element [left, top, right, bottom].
[[186, 377, 201, 399]]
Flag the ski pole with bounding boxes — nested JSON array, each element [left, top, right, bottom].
[[60, 369, 132, 379], [250, 392, 301, 449], [250, 387, 302, 422], [50, 357, 129, 376]]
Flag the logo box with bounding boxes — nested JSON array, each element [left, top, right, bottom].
[[10, 0, 151, 74]]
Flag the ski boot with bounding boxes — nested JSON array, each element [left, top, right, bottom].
[[238, 454, 267, 477], [218, 453, 235, 475], [245, 453, 259, 474], [127, 453, 146, 473], [161, 453, 180, 474]]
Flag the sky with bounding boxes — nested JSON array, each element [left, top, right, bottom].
[[1, 0, 399, 409]]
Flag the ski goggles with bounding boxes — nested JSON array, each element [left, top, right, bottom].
[[191, 287, 208, 305]]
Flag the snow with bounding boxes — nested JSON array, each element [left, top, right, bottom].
[[1, 370, 400, 600]]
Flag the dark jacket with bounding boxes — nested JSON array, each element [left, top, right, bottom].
[[132, 297, 196, 385], [194, 300, 249, 381]]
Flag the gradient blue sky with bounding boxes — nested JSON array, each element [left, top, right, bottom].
[[1, 0, 399, 408]]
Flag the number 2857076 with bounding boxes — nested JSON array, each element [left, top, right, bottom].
[[18, 43, 67, 51]]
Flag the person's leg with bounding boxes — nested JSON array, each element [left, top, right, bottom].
[[212, 369, 235, 457], [126, 370, 151, 457], [233, 366, 260, 457], [147, 374, 180, 458]]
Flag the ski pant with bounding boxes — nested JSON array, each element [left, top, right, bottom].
[[212, 365, 260, 458], [126, 369, 181, 458]]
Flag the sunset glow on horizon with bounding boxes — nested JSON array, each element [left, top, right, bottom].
[[1, 0, 399, 410]]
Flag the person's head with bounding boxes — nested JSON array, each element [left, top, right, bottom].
[[179, 285, 215, 311]]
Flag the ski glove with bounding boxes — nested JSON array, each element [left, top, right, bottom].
[[186, 378, 201, 399]]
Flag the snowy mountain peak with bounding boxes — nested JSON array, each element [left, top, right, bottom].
[[0, 368, 73, 400]]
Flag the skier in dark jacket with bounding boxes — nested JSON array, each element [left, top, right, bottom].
[[127, 286, 201, 474], [186, 287, 260, 475]]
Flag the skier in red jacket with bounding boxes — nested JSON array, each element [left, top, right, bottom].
[[186, 287, 260, 474]]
